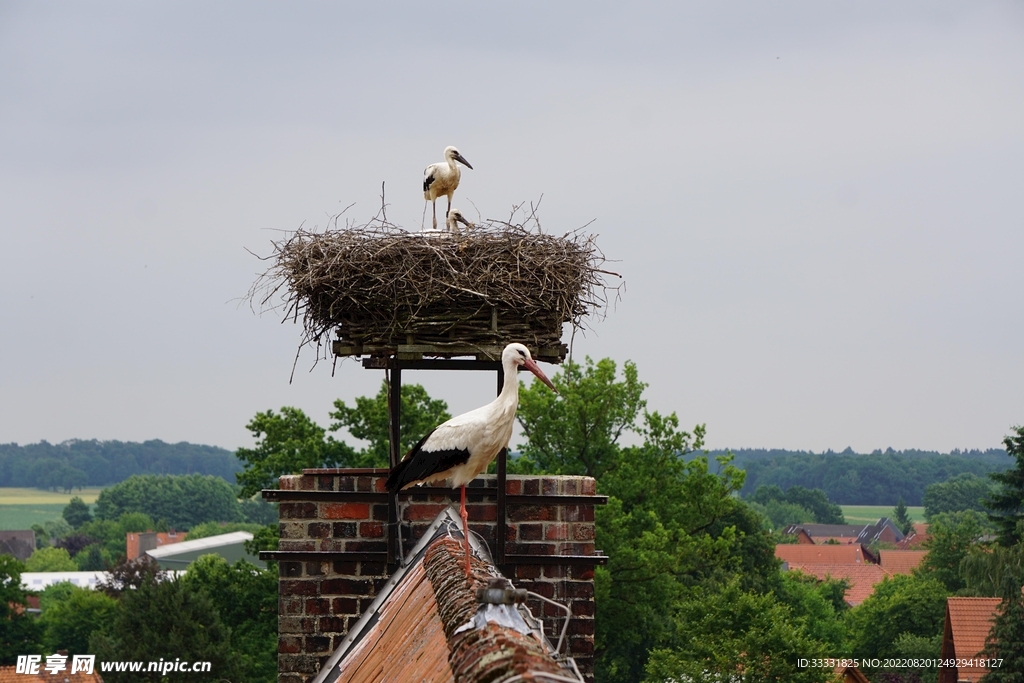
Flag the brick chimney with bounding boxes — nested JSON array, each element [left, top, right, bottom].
[[266, 469, 604, 683]]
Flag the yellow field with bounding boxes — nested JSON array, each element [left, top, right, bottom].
[[0, 487, 104, 505]]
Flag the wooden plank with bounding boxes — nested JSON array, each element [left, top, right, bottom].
[[334, 340, 566, 362]]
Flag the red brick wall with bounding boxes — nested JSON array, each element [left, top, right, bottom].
[[274, 470, 599, 683]]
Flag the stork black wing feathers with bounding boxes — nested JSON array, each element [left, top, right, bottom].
[[423, 171, 436, 193], [385, 429, 471, 491]]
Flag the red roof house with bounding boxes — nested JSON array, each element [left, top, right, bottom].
[[835, 662, 871, 683], [897, 523, 930, 550], [787, 563, 888, 606], [878, 550, 927, 576], [939, 597, 1001, 683], [775, 543, 870, 566]]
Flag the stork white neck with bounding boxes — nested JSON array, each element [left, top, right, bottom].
[[498, 353, 522, 405]]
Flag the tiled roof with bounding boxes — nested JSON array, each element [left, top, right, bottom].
[[787, 563, 887, 605], [835, 663, 871, 683], [336, 560, 453, 683], [878, 550, 927, 575], [784, 524, 865, 539], [317, 508, 577, 683], [945, 597, 1001, 681], [775, 544, 868, 565], [0, 666, 103, 682], [785, 519, 905, 544], [862, 519, 896, 541], [897, 523, 930, 549], [0, 530, 36, 561]]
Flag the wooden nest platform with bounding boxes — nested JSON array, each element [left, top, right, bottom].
[[250, 218, 619, 363]]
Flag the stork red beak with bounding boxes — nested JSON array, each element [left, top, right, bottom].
[[522, 358, 558, 394]]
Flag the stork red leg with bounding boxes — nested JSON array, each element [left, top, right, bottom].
[[460, 485, 471, 577]]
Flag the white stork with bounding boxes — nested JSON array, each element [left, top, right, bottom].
[[446, 207, 472, 235], [386, 343, 557, 576], [423, 145, 473, 230]]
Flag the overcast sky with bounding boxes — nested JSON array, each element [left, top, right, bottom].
[[1, 2, 1022, 454]]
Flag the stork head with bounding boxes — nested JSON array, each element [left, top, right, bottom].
[[444, 146, 473, 170], [503, 343, 557, 393], [446, 207, 472, 233]]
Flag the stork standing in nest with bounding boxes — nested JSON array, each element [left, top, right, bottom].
[[423, 145, 473, 230], [386, 343, 557, 576]]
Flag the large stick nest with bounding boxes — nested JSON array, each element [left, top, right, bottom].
[[248, 209, 621, 361]]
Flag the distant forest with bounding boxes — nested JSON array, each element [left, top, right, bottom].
[[1, 438, 1012, 505], [706, 447, 1012, 505], [0, 439, 241, 490]]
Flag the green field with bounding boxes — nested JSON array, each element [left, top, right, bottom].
[[0, 488, 102, 530], [841, 504, 925, 525], [0, 504, 72, 530]]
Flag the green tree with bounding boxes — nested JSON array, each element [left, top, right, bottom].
[[988, 425, 1024, 546], [960, 533, 1024, 598], [330, 381, 451, 468], [981, 585, 1024, 682], [923, 473, 995, 519], [30, 518, 72, 548], [39, 586, 117, 655], [891, 633, 942, 683], [0, 556, 44, 664], [784, 486, 846, 524], [708, 502, 781, 594], [76, 512, 157, 565], [771, 570, 848, 651], [238, 496, 277, 525], [245, 523, 280, 571], [25, 546, 77, 571], [91, 574, 239, 682], [74, 544, 106, 571], [94, 474, 239, 529], [644, 580, 834, 683], [595, 412, 769, 682], [62, 495, 93, 528], [181, 556, 278, 682], [749, 499, 814, 528], [749, 484, 845, 524], [236, 383, 450, 496], [236, 406, 354, 497], [893, 497, 915, 535], [514, 357, 646, 477], [38, 581, 77, 612], [916, 510, 989, 592], [846, 574, 948, 664]]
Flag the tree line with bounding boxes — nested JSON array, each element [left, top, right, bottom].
[[0, 439, 240, 490], [729, 448, 1011, 505]]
